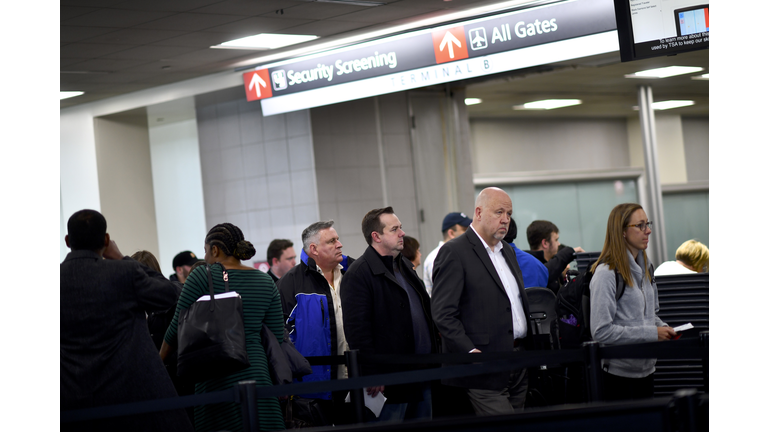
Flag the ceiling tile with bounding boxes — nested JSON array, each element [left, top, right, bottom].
[[280, 19, 369, 37], [61, 26, 121, 44], [61, 6, 100, 21], [62, 8, 177, 28], [333, 4, 437, 24], [111, 0, 225, 12], [134, 13, 248, 32], [268, 2, 367, 20], [60, 43, 136, 59], [79, 28, 188, 45], [129, 71, 210, 84], [191, 0, 306, 17], [149, 31, 237, 47], [203, 16, 314, 35], [61, 58, 155, 72], [62, 0, 125, 7], [101, 45, 200, 61]]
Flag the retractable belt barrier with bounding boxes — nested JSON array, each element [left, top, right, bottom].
[[61, 332, 708, 426]]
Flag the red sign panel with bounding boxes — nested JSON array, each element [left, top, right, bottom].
[[432, 26, 469, 64], [243, 69, 272, 101]]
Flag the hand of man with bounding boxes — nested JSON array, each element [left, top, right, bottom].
[[573, 246, 585, 253], [657, 326, 676, 341], [469, 348, 482, 353], [366, 386, 385, 397], [103, 240, 124, 260]]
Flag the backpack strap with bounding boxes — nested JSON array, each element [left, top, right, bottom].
[[614, 270, 625, 301], [615, 262, 655, 301]]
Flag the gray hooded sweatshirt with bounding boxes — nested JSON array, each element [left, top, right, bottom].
[[590, 250, 667, 378]]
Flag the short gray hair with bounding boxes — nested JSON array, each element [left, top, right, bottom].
[[302, 220, 335, 253]]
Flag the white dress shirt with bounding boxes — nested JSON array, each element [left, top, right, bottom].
[[470, 225, 528, 340], [422, 241, 445, 297], [316, 263, 348, 379]]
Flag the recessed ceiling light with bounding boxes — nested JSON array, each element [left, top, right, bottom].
[[625, 66, 704, 79], [60, 91, 84, 100], [651, 100, 695, 110], [514, 99, 582, 110], [315, 0, 384, 5], [465, 98, 482, 106], [691, 73, 709, 80], [213, 34, 319, 50]]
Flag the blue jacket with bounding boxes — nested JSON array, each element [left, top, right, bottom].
[[507, 242, 549, 288], [276, 250, 352, 399]]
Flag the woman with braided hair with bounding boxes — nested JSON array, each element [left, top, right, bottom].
[[162, 223, 285, 431]]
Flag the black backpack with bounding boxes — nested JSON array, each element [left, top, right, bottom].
[[556, 263, 655, 349]]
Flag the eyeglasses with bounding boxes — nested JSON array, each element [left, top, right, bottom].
[[626, 221, 653, 231]]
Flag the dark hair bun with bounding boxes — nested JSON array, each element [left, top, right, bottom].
[[234, 240, 256, 260]]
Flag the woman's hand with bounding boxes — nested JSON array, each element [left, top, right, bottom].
[[657, 326, 676, 341]]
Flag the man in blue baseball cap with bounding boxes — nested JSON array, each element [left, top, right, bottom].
[[422, 212, 472, 296]]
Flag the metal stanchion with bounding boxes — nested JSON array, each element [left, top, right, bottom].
[[345, 350, 365, 423], [583, 341, 604, 402], [699, 331, 709, 394], [238, 381, 259, 432]]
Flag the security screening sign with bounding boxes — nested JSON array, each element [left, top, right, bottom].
[[243, 0, 618, 116]]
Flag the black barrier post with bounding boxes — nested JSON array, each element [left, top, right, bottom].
[[238, 381, 259, 432], [699, 331, 709, 394], [583, 341, 603, 402], [345, 350, 365, 423], [673, 389, 699, 432]]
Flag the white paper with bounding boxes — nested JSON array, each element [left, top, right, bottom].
[[673, 323, 693, 332], [195, 291, 240, 302], [345, 390, 387, 418]]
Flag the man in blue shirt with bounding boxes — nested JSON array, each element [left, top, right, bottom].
[[504, 218, 548, 289]]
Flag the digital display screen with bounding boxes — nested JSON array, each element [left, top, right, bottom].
[[676, 6, 709, 36], [614, 1, 709, 61]]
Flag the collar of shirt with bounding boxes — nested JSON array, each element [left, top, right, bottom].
[[469, 225, 528, 339], [315, 263, 343, 290], [470, 224, 501, 254]]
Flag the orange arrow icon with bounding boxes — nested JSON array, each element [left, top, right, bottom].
[[249, 72, 267, 98], [243, 69, 272, 101], [432, 26, 468, 64], [440, 31, 462, 58]]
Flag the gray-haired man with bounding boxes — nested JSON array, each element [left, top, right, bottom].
[[276, 220, 354, 425]]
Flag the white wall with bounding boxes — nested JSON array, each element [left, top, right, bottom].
[[93, 109, 160, 259], [195, 87, 319, 265], [311, 92, 419, 260], [470, 117, 630, 174], [681, 116, 709, 182], [628, 114, 693, 185], [147, 97, 208, 274], [60, 70, 241, 263]]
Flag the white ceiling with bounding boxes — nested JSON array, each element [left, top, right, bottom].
[[61, 0, 709, 118]]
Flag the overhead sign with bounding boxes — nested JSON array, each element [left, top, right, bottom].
[[242, 0, 618, 115]]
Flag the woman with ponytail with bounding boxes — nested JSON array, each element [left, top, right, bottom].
[[589, 203, 677, 401], [162, 223, 285, 431]]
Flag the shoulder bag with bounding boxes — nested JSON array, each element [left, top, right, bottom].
[[177, 264, 250, 381]]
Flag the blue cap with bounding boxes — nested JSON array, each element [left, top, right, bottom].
[[442, 212, 472, 232]]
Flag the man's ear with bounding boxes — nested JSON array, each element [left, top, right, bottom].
[[65, 235, 70, 248], [270, 257, 278, 267], [104, 233, 111, 248], [370, 231, 380, 244], [474, 206, 482, 221]]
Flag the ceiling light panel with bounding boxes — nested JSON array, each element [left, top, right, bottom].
[[213, 34, 319, 50], [625, 66, 704, 79], [514, 99, 582, 110]]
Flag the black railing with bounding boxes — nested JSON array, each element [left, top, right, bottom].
[[61, 331, 709, 431]]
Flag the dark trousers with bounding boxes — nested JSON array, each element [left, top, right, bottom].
[[602, 371, 654, 401]]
